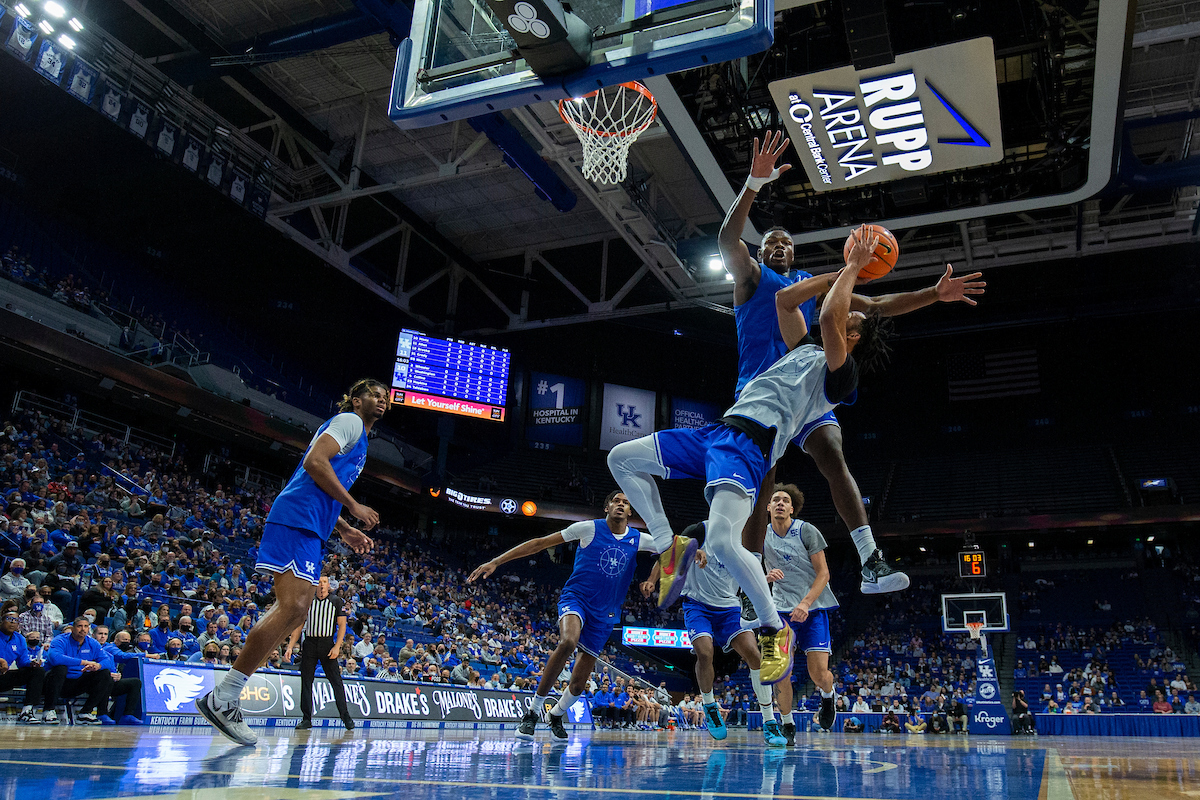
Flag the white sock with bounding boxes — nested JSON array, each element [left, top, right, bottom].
[[607, 437, 676, 552], [750, 669, 773, 708], [821, 688, 835, 698], [551, 689, 579, 717], [759, 704, 774, 718], [850, 525, 877, 565], [781, 712, 795, 725], [701, 691, 715, 705], [706, 488, 782, 629], [214, 669, 249, 707]]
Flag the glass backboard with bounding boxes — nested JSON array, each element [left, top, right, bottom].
[[389, 0, 777, 127], [941, 592, 1008, 634]]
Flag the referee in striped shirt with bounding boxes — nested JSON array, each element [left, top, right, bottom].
[[285, 576, 353, 730]]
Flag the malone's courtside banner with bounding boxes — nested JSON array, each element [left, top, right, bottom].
[[143, 662, 592, 725], [769, 37, 1003, 192]]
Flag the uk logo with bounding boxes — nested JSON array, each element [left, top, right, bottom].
[[599, 546, 630, 577], [306, 561, 316, 574], [979, 664, 995, 679], [152, 668, 205, 711], [616, 404, 641, 427]]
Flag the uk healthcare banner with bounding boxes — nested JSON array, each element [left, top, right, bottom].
[[528, 371, 586, 446], [968, 646, 1012, 735], [600, 383, 655, 450], [670, 397, 723, 430], [142, 661, 592, 726]]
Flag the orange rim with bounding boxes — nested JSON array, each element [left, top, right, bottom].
[[558, 81, 659, 138]]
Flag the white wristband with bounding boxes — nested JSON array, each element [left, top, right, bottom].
[[745, 168, 783, 192]]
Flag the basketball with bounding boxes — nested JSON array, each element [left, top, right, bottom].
[[843, 224, 900, 281]]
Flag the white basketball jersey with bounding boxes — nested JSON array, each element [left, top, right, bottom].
[[682, 540, 741, 609], [723, 344, 840, 467], [763, 519, 839, 612]]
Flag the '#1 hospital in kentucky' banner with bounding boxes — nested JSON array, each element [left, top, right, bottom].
[[769, 38, 1004, 191]]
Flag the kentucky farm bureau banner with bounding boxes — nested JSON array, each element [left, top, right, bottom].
[[769, 37, 1003, 192]]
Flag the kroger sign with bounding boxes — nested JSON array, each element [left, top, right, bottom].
[[769, 38, 1003, 192]]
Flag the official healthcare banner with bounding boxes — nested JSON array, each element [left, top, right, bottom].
[[600, 383, 655, 451], [769, 37, 1002, 192], [528, 371, 586, 446], [142, 661, 592, 725], [968, 647, 1012, 735], [670, 397, 722, 430]]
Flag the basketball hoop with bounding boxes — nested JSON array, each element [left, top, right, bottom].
[[965, 621, 985, 641], [558, 81, 658, 184]]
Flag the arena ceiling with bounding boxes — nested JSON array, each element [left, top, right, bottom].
[[67, 0, 1200, 333]]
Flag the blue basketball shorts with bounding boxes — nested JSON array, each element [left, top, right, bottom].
[[557, 591, 617, 657], [653, 423, 768, 503], [788, 608, 833, 654], [792, 410, 840, 452], [255, 522, 323, 586], [683, 597, 749, 652]]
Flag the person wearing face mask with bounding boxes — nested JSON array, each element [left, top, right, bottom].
[[0, 559, 30, 601], [44, 616, 113, 724], [175, 615, 199, 655], [149, 611, 175, 653], [36, 586, 64, 628], [17, 593, 56, 644], [0, 607, 48, 723], [163, 637, 187, 662], [96, 629, 144, 725], [189, 644, 222, 665]]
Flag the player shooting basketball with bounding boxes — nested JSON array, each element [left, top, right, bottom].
[[719, 130, 986, 594]]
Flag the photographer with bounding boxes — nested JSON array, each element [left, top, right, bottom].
[[1011, 689, 1035, 735]]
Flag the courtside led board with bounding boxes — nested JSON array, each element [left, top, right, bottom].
[[391, 329, 510, 422], [769, 37, 1003, 192], [389, 0, 784, 127]]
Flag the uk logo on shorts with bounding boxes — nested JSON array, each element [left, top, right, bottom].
[[306, 561, 316, 574]]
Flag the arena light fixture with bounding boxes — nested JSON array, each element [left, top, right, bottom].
[[43, 0, 66, 17], [14, 3, 30, 16], [58, 33, 75, 48], [38, 19, 53, 34], [725, 272, 734, 282], [1086, 539, 1094, 545], [918, 546, 926, 552], [68, 16, 83, 30], [707, 256, 723, 271], [1027, 541, 1034, 548], [1147, 535, 1155, 542]]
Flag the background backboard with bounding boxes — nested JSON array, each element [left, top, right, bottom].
[[941, 592, 1009, 634], [389, 0, 780, 127]]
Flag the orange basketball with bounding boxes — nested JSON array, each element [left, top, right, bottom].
[[842, 224, 899, 281]]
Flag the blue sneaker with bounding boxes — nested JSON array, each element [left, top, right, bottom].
[[98, 715, 116, 725], [763, 719, 787, 747], [119, 715, 143, 726], [703, 702, 727, 741]]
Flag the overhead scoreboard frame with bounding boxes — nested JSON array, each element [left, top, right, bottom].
[[390, 328, 510, 422], [958, 549, 986, 578]]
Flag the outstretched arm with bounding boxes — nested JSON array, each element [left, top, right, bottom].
[[850, 264, 986, 315], [822, 225, 876, 370], [776, 274, 837, 350], [718, 132, 792, 302], [468, 532, 566, 582]]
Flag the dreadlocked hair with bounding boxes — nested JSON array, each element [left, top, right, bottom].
[[339, 378, 389, 412], [854, 311, 894, 374]]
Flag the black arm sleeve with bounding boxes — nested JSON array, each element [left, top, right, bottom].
[[823, 355, 860, 404]]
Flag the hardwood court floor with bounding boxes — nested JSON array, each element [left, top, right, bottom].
[[0, 725, 1194, 800]]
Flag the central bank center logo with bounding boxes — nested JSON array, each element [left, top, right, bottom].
[[616, 404, 641, 428], [153, 667, 205, 711], [599, 546, 630, 577]]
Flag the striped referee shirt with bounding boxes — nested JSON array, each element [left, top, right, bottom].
[[304, 594, 345, 639]]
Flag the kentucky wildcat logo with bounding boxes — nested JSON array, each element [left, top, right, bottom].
[[431, 688, 483, 720], [153, 668, 206, 711]]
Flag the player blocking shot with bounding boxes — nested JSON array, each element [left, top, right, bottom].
[[468, 491, 683, 743], [609, 230, 890, 687], [719, 131, 986, 593], [760, 485, 839, 745], [643, 522, 787, 747], [198, 379, 385, 746]]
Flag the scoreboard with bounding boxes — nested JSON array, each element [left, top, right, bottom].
[[390, 329, 510, 422], [959, 550, 986, 578]]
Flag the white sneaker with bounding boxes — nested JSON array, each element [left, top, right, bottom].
[[42, 710, 59, 724], [75, 712, 99, 725], [196, 691, 258, 746]]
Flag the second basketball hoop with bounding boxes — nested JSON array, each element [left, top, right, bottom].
[[559, 81, 658, 185]]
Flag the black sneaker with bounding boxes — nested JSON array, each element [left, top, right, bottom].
[[516, 710, 538, 741], [196, 691, 258, 747], [296, 719, 312, 730], [548, 712, 569, 742], [739, 591, 758, 622], [342, 716, 355, 731], [860, 549, 910, 594], [782, 722, 796, 746], [819, 695, 837, 731]]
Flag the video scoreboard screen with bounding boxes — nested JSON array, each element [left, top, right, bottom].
[[621, 627, 692, 649], [390, 329, 510, 422], [959, 550, 986, 578]]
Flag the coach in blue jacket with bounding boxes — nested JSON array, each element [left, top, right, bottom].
[[44, 617, 113, 724], [0, 606, 46, 723]]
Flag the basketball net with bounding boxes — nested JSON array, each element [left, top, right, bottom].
[[559, 81, 658, 184], [966, 621, 987, 655]]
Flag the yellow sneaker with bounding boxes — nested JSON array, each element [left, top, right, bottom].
[[656, 535, 698, 609], [758, 623, 794, 685]]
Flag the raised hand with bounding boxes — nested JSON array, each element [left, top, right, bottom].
[[749, 130, 793, 182], [468, 561, 497, 583], [845, 224, 880, 272], [935, 264, 986, 306]]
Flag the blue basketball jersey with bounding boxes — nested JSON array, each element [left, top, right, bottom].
[[267, 414, 369, 540], [561, 519, 642, 617], [734, 265, 817, 396]]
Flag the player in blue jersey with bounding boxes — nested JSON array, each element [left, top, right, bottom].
[[198, 378, 387, 746], [468, 491, 689, 742], [642, 522, 787, 746], [719, 131, 985, 593]]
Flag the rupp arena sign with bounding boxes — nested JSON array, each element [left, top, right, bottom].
[[769, 38, 1003, 192]]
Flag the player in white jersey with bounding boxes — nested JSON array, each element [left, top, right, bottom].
[[643, 523, 786, 746], [760, 484, 838, 745], [610, 228, 889, 686]]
